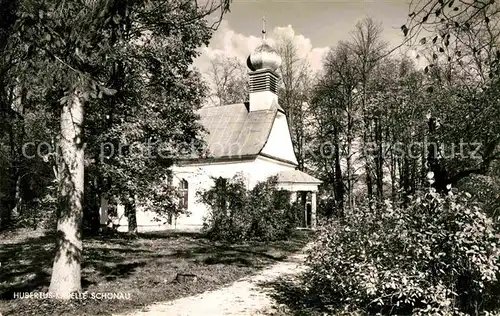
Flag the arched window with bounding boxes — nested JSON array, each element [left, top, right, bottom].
[[179, 179, 189, 210]]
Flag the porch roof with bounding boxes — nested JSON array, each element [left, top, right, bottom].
[[276, 169, 322, 184]]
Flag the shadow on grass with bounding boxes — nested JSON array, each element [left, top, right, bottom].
[[137, 230, 205, 240], [98, 261, 148, 281], [0, 233, 55, 299], [0, 229, 309, 299], [167, 243, 286, 266], [0, 232, 153, 300], [1, 229, 311, 316], [0, 232, 97, 299], [168, 231, 312, 267]]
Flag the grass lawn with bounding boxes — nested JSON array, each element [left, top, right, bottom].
[[0, 228, 311, 316]]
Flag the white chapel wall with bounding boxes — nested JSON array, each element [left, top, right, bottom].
[[171, 160, 254, 230], [168, 156, 296, 230], [260, 111, 298, 165]]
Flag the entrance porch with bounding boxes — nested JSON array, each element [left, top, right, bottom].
[[275, 169, 322, 230]]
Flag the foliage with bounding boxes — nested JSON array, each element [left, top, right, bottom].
[[139, 177, 186, 226], [310, 12, 499, 218], [304, 190, 500, 315], [0, 0, 233, 297], [245, 177, 299, 241], [403, 0, 500, 185], [0, 0, 233, 232], [16, 183, 58, 230], [198, 174, 299, 242], [458, 173, 500, 221]]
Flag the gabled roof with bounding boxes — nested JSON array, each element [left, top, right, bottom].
[[194, 102, 277, 159]]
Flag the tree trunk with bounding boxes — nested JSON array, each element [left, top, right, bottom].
[[346, 104, 354, 210], [363, 118, 374, 207], [375, 118, 383, 200], [126, 196, 137, 234], [421, 144, 427, 189], [365, 165, 373, 203], [402, 154, 411, 207], [390, 151, 396, 204], [411, 156, 417, 194], [427, 117, 451, 193], [83, 175, 100, 235], [333, 124, 344, 215], [12, 85, 27, 222], [300, 191, 307, 227], [48, 88, 84, 299], [346, 145, 354, 210], [12, 173, 22, 220], [1, 86, 26, 230], [398, 157, 404, 191]]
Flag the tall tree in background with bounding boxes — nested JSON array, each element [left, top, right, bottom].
[[206, 55, 248, 106], [349, 17, 388, 204], [313, 42, 360, 211], [370, 57, 428, 202], [310, 18, 433, 214], [0, 0, 25, 229], [310, 73, 346, 215], [0, 0, 15, 228], [275, 34, 314, 171]]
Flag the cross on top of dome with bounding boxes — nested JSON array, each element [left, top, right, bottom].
[[246, 17, 281, 72], [262, 16, 266, 41]]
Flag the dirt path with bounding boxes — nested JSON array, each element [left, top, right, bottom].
[[114, 244, 310, 316]]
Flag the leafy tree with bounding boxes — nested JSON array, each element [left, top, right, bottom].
[[0, 0, 23, 229], [318, 42, 360, 210], [4, 0, 232, 298], [348, 17, 389, 204], [403, 0, 500, 187]]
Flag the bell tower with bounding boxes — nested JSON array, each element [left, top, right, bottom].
[[246, 17, 282, 111]]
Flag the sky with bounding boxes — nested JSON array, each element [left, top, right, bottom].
[[194, 0, 415, 75]]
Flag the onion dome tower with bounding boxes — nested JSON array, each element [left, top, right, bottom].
[[246, 43, 282, 72], [246, 17, 282, 111]]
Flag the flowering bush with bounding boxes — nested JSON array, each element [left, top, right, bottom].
[[305, 190, 500, 315], [198, 174, 299, 242]]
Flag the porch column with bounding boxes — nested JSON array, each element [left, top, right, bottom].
[[311, 191, 317, 230], [300, 191, 307, 228], [290, 191, 297, 203], [99, 194, 108, 225]]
